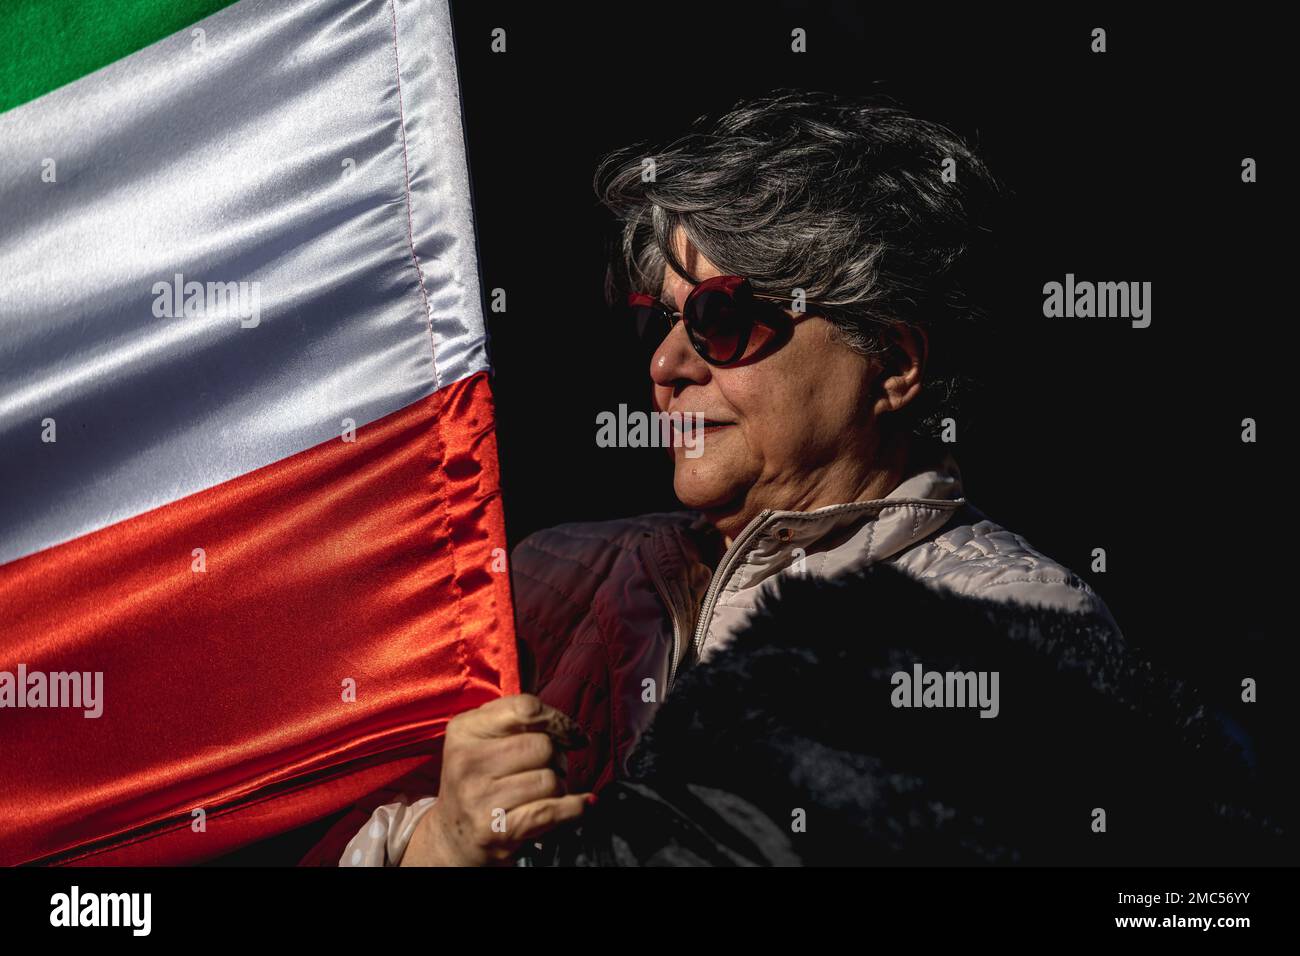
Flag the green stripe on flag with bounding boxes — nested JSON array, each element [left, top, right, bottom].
[[0, 0, 238, 114]]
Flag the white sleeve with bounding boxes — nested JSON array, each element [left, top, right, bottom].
[[339, 796, 438, 867]]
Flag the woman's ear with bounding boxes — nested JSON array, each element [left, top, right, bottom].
[[871, 323, 928, 417]]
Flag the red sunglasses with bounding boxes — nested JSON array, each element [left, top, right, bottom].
[[627, 275, 822, 367]]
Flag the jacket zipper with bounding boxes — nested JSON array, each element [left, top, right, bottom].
[[685, 509, 774, 672], [643, 540, 685, 696], [660, 497, 954, 690]]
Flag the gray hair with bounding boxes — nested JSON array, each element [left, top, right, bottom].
[[594, 89, 1004, 437]]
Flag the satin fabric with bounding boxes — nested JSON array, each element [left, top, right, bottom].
[[0, 371, 517, 865], [0, 0, 486, 566]]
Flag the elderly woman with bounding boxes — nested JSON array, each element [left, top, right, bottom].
[[326, 90, 1146, 867]]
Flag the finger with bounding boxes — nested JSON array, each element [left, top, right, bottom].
[[549, 745, 570, 782], [470, 731, 556, 780], [491, 766, 567, 810], [505, 794, 592, 844], [478, 733, 569, 782], [464, 694, 588, 749]]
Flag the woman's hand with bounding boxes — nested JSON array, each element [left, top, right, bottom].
[[401, 694, 592, 866]]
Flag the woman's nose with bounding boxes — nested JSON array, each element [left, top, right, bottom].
[[649, 320, 708, 388]]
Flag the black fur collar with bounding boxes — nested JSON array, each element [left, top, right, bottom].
[[546, 563, 1285, 866]]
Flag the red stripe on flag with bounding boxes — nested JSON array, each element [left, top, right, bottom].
[[0, 371, 517, 865]]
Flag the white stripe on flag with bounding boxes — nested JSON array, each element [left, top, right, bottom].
[[0, 0, 486, 565]]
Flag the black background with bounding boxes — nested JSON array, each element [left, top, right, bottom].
[[446, 1, 1291, 810]]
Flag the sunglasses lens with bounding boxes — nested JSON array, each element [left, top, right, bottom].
[[687, 286, 749, 364], [738, 303, 781, 357], [627, 294, 673, 350]]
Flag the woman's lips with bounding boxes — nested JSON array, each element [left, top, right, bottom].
[[672, 417, 734, 431]]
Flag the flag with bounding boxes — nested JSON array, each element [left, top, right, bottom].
[[0, 0, 517, 865]]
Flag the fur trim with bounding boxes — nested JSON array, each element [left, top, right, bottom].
[[548, 563, 1287, 866]]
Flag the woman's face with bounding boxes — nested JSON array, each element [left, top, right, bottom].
[[649, 229, 889, 540]]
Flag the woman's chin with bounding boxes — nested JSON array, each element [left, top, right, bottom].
[[672, 468, 745, 516]]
